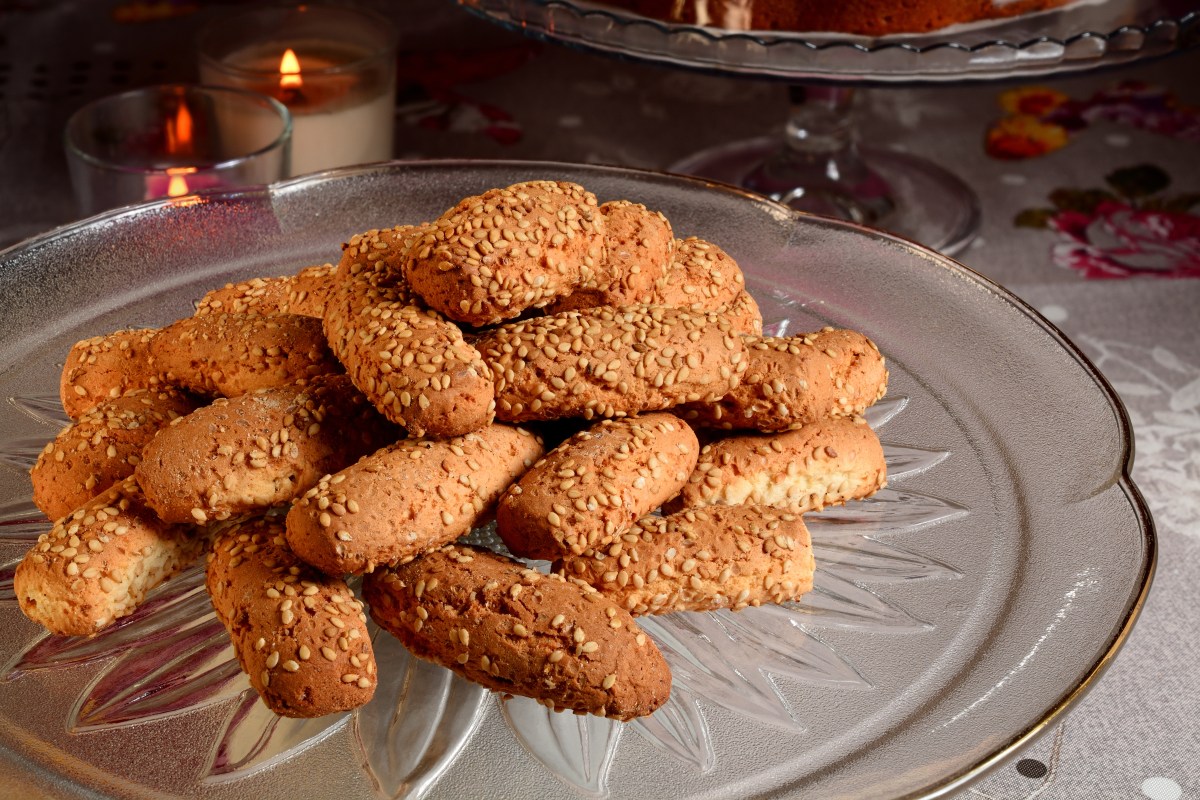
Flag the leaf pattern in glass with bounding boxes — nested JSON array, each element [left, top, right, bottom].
[[7, 393, 70, 428], [0, 497, 46, 543], [355, 627, 488, 800], [502, 694, 623, 798], [630, 684, 713, 773], [0, 436, 47, 473]]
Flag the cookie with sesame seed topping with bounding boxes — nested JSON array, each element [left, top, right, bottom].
[[285, 424, 543, 576], [497, 413, 698, 561], [136, 374, 397, 525], [59, 328, 163, 419], [150, 311, 342, 399], [477, 304, 748, 423], [669, 415, 886, 514], [559, 504, 815, 615], [718, 290, 764, 336], [336, 224, 428, 287], [404, 181, 605, 327], [363, 543, 671, 721], [15, 477, 212, 637], [193, 264, 337, 319], [678, 328, 888, 432], [332, 299, 496, 439], [547, 200, 674, 313], [645, 236, 745, 313], [31, 387, 201, 521], [206, 516, 376, 718]]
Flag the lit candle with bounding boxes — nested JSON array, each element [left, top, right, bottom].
[[198, 6, 397, 177]]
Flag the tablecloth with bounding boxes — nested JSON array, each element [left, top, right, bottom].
[[0, 1, 1197, 798]]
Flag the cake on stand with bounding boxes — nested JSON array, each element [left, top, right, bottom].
[[454, 0, 1198, 253]]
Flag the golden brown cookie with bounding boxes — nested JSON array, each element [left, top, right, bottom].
[[206, 516, 376, 718], [193, 264, 336, 319], [477, 304, 748, 423], [285, 424, 543, 576], [331, 300, 495, 439], [136, 374, 397, 524], [15, 477, 211, 636], [678, 328, 888, 432], [31, 387, 200, 521], [336, 224, 427, 286], [59, 328, 162, 419], [559, 504, 815, 614], [404, 181, 605, 327], [719, 290, 763, 336], [547, 200, 674, 313], [151, 312, 341, 398], [645, 236, 745, 312], [670, 415, 886, 513], [496, 413, 698, 560], [364, 543, 671, 720]]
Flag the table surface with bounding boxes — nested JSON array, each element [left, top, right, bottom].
[[0, 1, 1197, 799]]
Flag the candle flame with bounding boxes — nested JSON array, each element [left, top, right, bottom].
[[279, 48, 303, 90], [166, 166, 197, 198], [166, 102, 194, 155]]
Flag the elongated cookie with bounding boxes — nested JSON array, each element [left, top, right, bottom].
[[286, 424, 543, 575], [670, 415, 886, 513], [364, 544, 671, 720], [15, 477, 211, 636], [136, 375, 397, 524], [193, 264, 336, 319], [151, 312, 341, 398], [559, 504, 814, 615], [547, 200, 674, 313], [497, 413, 698, 560], [31, 387, 200, 521], [206, 516, 376, 718], [332, 299, 495, 438], [336, 224, 427, 286], [60, 328, 162, 419], [404, 181, 605, 327], [679, 328, 888, 432], [645, 236, 745, 312], [477, 304, 748, 423]]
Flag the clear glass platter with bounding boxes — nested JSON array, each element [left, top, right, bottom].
[[0, 161, 1154, 799], [456, 0, 1199, 82]]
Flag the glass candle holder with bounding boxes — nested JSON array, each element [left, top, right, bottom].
[[198, 4, 398, 177], [65, 84, 292, 217]]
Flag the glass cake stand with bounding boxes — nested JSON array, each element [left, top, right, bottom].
[[455, 0, 1199, 254]]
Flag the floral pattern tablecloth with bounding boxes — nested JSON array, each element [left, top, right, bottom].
[[0, 1, 1197, 798]]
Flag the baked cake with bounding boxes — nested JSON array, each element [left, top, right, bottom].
[[599, 0, 1081, 35]]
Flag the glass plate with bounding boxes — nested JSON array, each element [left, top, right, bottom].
[[456, 0, 1199, 82], [0, 161, 1154, 799]]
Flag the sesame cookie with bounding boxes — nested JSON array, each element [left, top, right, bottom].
[[332, 300, 496, 439], [678, 328, 888, 432], [136, 375, 397, 525], [206, 516, 376, 718], [336, 224, 427, 286], [193, 264, 337, 319], [645, 236, 745, 313], [477, 304, 749, 423], [670, 415, 886, 513], [285, 424, 544, 576], [15, 477, 211, 636], [363, 543, 671, 720], [59, 328, 162, 419], [547, 200, 674, 313], [719, 290, 764, 336], [496, 413, 698, 560], [559, 504, 815, 615], [404, 181, 605, 327], [151, 312, 341, 399], [31, 387, 200, 521]]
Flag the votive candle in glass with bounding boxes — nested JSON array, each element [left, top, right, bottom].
[[64, 84, 292, 217], [198, 4, 397, 177]]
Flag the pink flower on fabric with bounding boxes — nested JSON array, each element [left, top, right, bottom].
[[1049, 202, 1200, 279]]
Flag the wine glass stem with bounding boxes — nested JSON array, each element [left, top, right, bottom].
[[744, 85, 895, 224]]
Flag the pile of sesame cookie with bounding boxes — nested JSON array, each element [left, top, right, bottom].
[[15, 180, 889, 722]]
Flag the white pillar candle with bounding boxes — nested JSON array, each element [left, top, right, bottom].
[[198, 6, 397, 177]]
